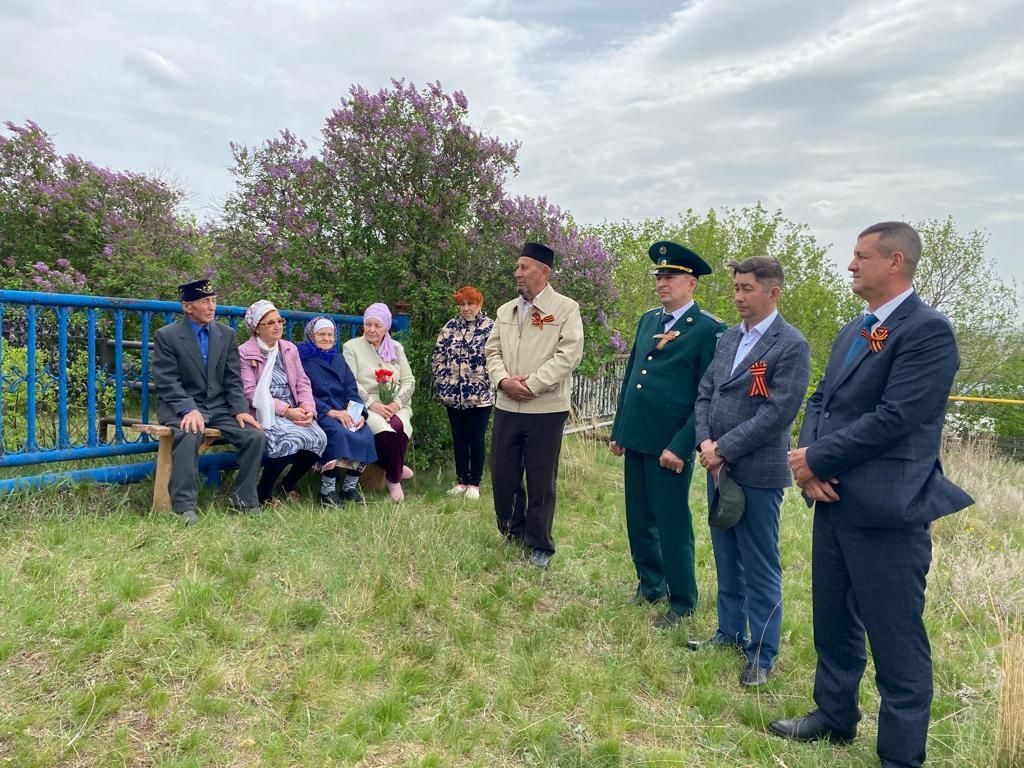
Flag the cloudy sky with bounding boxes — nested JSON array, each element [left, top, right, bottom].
[[2, 0, 1021, 286]]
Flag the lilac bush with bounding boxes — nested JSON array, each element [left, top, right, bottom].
[[0, 120, 203, 299]]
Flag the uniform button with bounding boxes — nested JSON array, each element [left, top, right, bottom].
[[824, 411, 830, 419], [641, 369, 647, 375], [636, 384, 642, 390], [646, 355, 653, 361]]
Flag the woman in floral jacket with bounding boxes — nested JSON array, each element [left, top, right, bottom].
[[431, 286, 494, 500]]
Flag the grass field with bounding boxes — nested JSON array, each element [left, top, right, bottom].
[[0, 436, 1020, 767]]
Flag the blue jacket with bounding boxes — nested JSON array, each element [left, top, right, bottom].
[[296, 344, 362, 418], [799, 293, 973, 527]]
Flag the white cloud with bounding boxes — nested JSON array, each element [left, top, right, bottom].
[[0, 0, 1019, 287]]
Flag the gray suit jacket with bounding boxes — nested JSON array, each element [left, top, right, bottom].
[[695, 314, 811, 488], [152, 318, 249, 424], [798, 293, 973, 527]]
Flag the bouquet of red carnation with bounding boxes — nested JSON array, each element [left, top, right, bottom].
[[374, 368, 398, 405]]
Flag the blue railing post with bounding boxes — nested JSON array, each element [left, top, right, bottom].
[[57, 307, 70, 448], [25, 304, 38, 452]]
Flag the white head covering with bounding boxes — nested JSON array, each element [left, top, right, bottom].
[[245, 299, 277, 333]]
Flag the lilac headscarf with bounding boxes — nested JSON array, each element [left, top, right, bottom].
[[364, 303, 397, 362]]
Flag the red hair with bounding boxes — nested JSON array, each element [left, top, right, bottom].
[[453, 285, 484, 306]]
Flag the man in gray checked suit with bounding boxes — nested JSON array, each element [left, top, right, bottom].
[[694, 256, 810, 687], [152, 279, 266, 524]]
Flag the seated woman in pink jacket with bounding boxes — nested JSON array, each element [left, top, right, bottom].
[[239, 300, 329, 504]]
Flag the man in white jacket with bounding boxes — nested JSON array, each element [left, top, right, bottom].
[[485, 242, 584, 568]]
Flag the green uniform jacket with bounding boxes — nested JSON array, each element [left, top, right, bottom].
[[611, 303, 726, 459]]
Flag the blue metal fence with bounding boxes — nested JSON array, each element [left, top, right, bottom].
[[0, 289, 407, 495]]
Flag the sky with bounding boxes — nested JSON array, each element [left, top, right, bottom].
[[2, 0, 1021, 287]]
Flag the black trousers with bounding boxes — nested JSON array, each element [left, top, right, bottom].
[[812, 505, 933, 768], [446, 405, 492, 486], [256, 450, 319, 503], [489, 409, 567, 554]]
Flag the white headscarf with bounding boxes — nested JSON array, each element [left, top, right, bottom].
[[246, 300, 280, 429]]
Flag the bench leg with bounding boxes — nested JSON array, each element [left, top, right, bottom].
[[152, 434, 174, 514]]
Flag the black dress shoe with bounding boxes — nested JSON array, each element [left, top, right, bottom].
[[319, 491, 344, 507], [769, 712, 855, 744], [341, 485, 364, 503], [739, 663, 769, 687], [630, 589, 667, 606], [653, 609, 685, 629], [528, 549, 553, 568]]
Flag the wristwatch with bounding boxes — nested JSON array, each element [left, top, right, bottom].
[[713, 445, 723, 458]]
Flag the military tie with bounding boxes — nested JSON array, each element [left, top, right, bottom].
[[842, 313, 878, 369]]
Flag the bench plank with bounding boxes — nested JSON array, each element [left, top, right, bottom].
[[131, 424, 225, 514]]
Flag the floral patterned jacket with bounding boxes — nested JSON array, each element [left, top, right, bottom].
[[431, 312, 495, 409]]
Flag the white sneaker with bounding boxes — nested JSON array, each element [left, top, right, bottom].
[[465, 486, 480, 500], [386, 481, 404, 502], [447, 484, 468, 496], [401, 465, 415, 480]]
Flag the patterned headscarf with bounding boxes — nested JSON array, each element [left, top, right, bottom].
[[244, 300, 277, 333], [363, 303, 397, 362], [301, 316, 337, 363]]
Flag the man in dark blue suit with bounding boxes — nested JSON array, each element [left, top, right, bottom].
[[694, 256, 810, 687], [770, 222, 973, 768]]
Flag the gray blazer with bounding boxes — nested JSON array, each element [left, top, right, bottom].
[[695, 313, 811, 488], [152, 318, 249, 424]]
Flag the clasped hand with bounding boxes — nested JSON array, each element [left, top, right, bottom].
[[499, 375, 535, 402], [787, 447, 840, 502], [284, 406, 315, 426], [369, 400, 399, 419]]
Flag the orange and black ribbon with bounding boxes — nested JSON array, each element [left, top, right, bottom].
[[749, 361, 769, 398], [531, 311, 555, 328], [860, 326, 889, 352], [653, 330, 680, 351]]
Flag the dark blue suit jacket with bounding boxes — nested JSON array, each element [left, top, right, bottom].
[[798, 293, 973, 528]]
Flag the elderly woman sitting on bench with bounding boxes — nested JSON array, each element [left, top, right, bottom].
[[239, 300, 328, 504]]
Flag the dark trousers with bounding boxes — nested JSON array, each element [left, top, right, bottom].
[[812, 505, 933, 768], [166, 412, 266, 512], [624, 449, 697, 616], [374, 416, 410, 483], [709, 483, 784, 669], [490, 409, 567, 554], [446, 405, 492, 486], [256, 450, 319, 503]]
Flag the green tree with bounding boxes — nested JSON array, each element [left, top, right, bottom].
[[589, 204, 858, 383], [912, 216, 1022, 393]]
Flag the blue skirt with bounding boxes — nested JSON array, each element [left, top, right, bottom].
[[319, 416, 378, 464]]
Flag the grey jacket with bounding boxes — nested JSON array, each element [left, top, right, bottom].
[[695, 313, 811, 488], [152, 318, 249, 424]]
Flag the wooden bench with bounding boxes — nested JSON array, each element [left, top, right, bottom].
[[131, 424, 223, 513]]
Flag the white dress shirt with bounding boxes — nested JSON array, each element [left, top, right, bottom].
[[518, 286, 550, 329], [867, 287, 915, 331], [731, 309, 778, 374]]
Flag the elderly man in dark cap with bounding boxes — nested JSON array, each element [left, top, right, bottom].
[[610, 241, 726, 629], [151, 279, 266, 524], [485, 242, 585, 568]]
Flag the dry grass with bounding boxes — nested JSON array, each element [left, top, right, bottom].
[[997, 616, 1024, 768]]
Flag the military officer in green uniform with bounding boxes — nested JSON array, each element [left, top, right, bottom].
[[610, 241, 726, 628]]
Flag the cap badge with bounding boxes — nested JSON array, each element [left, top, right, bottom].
[[658, 245, 668, 255]]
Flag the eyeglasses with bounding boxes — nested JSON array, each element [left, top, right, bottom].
[[258, 319, 285, 327]]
